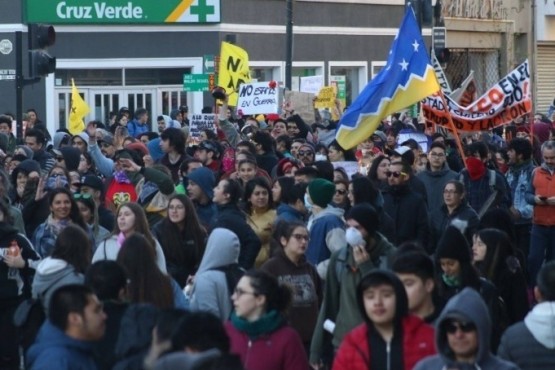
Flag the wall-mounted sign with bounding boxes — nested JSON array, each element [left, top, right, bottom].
[[25, 0, 221, 24]]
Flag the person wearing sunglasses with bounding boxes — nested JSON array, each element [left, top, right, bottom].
[[295, 143, 316, 166], [334, 270, 436, 370], [261, 221, 322, 351], [382, 161, 429, 247], [414, 287, 518, 370]]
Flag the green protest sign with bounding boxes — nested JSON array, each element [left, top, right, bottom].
[[24, 0, 221, 24]]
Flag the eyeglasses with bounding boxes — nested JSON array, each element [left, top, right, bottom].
[[385, 171, 406, 178], [444, 320, 476, 334], [429, 152, 445, 158], [233, 288, 258, 297], [74, 193, 92, 200], [292, 234, 310, 241], [298, 150, 314, 157], [335, 189, 347, 195]]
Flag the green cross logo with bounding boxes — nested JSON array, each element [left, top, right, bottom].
[[190, 0, 215, 22]]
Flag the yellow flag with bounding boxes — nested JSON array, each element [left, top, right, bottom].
[[218, 42, 251, 106], [68, 79, 90, 135]]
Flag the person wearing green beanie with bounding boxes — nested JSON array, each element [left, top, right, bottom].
[[305, 178, 346, 279]]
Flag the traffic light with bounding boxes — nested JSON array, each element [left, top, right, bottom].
[[28, 24, 56, 78]]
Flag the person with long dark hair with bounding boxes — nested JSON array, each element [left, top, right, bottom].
[[225, 270, 308, 370], [244, 177, 276, 268], [212, 178, 261, 270], [152, 194, 207, 287], [32, 187, 90, 258], [261, 221, 322, 350], [472, 228, 528, 323], [117, 233, 184, 309], [32, 225, 92, 314], [367, 155, 390, 191], [93, 202, 167, 273]]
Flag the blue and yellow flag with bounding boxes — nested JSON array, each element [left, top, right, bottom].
[[336, 8, 440, 149], [68, 79, 90, 135]]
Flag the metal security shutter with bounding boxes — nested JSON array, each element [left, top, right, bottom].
[[537, 44, 555, 115]]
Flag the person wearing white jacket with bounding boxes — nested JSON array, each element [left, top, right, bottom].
[[92, 202, 167, 273]]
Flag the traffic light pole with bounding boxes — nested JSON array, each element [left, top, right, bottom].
[[15, 30, 44, 142], [15, 31, 23, 142]]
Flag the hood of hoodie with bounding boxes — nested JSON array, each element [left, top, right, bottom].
[[435, 287, 491, 366], [33, 257, 76, 294], [524, 301, 555, 349], [53, 132, 71, 150], [0, 222, 19, 243], [60, 146, 81, 172], [26, 320, 95, 367], [196, 228, 240, 273], [312, 204, 345, 221], [11, 159, 41, 184]]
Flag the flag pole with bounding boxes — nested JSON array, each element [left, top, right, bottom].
[[437, 89, 467, 168]]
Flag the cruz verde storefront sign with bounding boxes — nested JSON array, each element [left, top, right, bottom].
[[24, 0, 221, 24]]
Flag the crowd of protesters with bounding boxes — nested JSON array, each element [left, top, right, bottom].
[[1, 98, 555, 370]]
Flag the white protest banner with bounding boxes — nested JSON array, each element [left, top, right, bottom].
[[450, 70, 477, 107], [189, 114, 216, 142], [398, 130, 430, 153], [332, 161, 360, 179], [432, 51, 452, 94], [237, 82, 279, 115], [422, 60, 531, 132], [300, 75, 324, 94]]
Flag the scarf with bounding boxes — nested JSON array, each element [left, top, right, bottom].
[[442, 273, 461, 287], [46, 214, 71, 237], [117, 232, 126, 248], [230, 310, 284, 339], [465, 157, 486, 180]]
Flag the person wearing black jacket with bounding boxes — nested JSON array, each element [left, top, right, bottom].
[[211, 178, 261, 270]]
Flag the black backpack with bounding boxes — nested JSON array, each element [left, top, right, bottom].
[[13, 298, 46, 352]]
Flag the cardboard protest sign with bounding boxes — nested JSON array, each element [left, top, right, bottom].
[[237, 82, 279, 115], [189, 114, 217, 143], [422, 60, 531, 132], [300, 75, 324, 94], [284, 91, 316, 125], [314, 86, 336, 110]]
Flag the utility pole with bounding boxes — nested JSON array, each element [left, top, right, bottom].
[[285, 0, 293, 90]]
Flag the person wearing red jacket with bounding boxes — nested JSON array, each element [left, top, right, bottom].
[[225, 270, 309, 370], [333, 270, 436, 370]]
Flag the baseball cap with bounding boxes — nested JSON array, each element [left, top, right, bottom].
[[79, 175, 104, 192]]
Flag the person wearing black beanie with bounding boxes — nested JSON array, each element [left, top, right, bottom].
[[435, 225, 505, 350], [333, 270, 435, 369]]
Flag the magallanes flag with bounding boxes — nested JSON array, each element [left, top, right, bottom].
[[335, 7, 440, 149]]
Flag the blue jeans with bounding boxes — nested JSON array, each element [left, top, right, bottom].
[[528, 224, 555, 286]]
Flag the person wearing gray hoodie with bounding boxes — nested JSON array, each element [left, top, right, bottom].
[[189, 228, 240, 321], [414, 287, 519, 370], [497, 260, 555, 369]]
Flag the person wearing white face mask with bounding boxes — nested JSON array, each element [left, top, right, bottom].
[[309, 203, 396, 369]]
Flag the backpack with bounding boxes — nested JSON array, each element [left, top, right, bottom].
[[209, 263, 245, 295], [13, 298, 46, 352]]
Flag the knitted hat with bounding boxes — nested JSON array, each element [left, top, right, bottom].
[[308, 178, 335, 208], [126, 141, 149, 157], [345, 203, 380, 236], [17, 145, 33, 159], [59, 146, 81, 172], [187, 167, 215, 199], [436, 225, 471, 263], [147, 138, 164, 162], [73, 132, 89, 146]]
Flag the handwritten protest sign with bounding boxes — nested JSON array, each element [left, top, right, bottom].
[[398, 131, 430, 153], [422, 60, 531, 132], [237, 82, 278, 115], [189, 114, 216, 143], [314, 86, 336, 110], [300, 75, 324, 94], [332, 161, 360, 179]]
